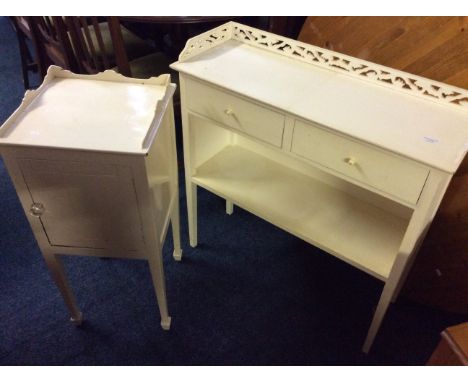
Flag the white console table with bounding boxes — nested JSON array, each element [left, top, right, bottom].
[[0, 66, 181, 330], [171, 22, 468, 352]]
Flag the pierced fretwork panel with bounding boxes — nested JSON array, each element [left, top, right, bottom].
[[179, 25, 232, 62], [232, 25, 468, 109]]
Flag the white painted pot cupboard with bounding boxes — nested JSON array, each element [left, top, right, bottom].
[[0, 66, 182, 330], [170, 22, 468, 352]]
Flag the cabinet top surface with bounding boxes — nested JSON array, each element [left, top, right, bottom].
[[171, 23, 468, 173], [0, 67, 171, 154]]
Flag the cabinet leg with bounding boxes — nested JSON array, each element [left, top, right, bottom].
[[226, 200, 234, 215], [147, 252, 171, 330], [390, 256, 415, 303], [42, 251, 83, 325], [362, 282, 396, 353], [391, 240, 424, 303], [186, 181, 198, 247], [171, 194, 183, 261]]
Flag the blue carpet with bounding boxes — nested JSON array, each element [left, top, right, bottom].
[[0, 16, 466, 365]]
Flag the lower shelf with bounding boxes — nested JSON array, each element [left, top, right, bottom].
[[192, 144, 409, 280]]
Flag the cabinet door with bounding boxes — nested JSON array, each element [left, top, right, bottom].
[[18, 158, 144, 250]]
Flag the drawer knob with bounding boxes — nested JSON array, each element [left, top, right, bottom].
[[344, 157, 357, 166], [30, 203, 45, 217], [224, 108, 235, 116]]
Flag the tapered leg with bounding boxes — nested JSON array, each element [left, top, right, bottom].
[[390, 252, 418, 303], [186, 181, 198, 247], [42, 251, 83, 325], [390, 237, 426, 303], [362, 281, 397, 353], [226, 200, 234, 215], [147, 252, 171, 330], [362, 173, 451, 353], [171, 194, 183, 261]]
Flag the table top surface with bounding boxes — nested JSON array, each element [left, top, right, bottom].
[[172, 38, 468, 173], [0, 76, 167, 154]]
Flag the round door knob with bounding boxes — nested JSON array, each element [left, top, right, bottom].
[[30, 203, 45, 217], [224, 108, 234, 116], [344, 157, 357, 166]]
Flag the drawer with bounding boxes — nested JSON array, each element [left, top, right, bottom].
[[185, 78, 285, 147], [291, 120, 429, 204]]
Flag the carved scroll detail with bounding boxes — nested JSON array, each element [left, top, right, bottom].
[[51, 65, 170, 85], [231, 24, 468, 109]]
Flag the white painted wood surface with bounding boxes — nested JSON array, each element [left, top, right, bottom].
[[193, 144, 407, 281], [172, 22, 468, 352], [0, 66, 170, 154], [291, 119, 430, 205], [172, 32, 468, 173], [0, 67, 181, 330], [185, 78, 285, 147]]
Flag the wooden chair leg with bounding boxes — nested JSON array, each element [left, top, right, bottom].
[[13, 27, 32, 89], [18, 40, 31, 89]]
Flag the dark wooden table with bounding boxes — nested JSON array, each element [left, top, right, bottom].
[[113, 17, 303, 60], [114, 16, 244, 62]]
